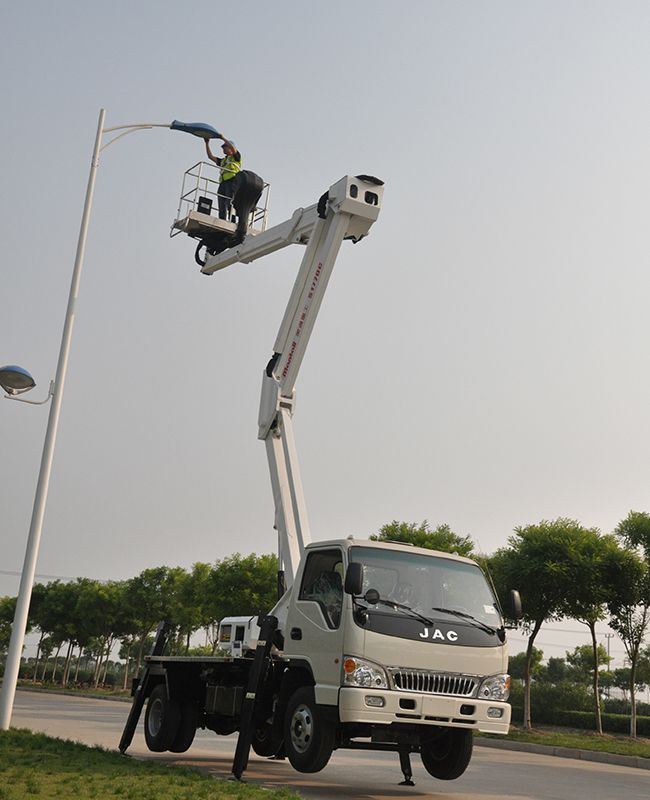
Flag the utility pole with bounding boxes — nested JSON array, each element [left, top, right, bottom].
[[604, 633, 615, 699]]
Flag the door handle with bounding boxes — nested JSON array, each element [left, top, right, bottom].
[[290, 627, 302, 640]]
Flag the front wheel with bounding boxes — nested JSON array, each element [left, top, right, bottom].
[[420, 728, 473, 780], [144, 684, 181, 752], [283, 687, 335, 773]]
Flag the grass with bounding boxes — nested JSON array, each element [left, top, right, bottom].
[[0, 728, 300, 800], [480, 724, 650, 759]]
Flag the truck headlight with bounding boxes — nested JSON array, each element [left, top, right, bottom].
[[343, 656, 388, 689], [478, 673, 510, 701]]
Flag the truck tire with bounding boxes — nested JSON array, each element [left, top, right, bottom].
[[420, 728, 473, 780], [283, 686, 335, 773], [169, 698, 198, 753], [251, 721, 282, 758], [144, 684, 181, 752], [210, 717, 238, 736]]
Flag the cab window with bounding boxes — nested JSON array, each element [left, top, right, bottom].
[[299, 549, 344, 629]]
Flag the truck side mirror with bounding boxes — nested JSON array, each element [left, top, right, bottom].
[[344, 563, 364, 595], [509, 589, 523, 621]]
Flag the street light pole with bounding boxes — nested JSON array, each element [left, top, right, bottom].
[[0, 110, 106, 730], [604, 632, 615, 699], [0, 111, 212, 729]]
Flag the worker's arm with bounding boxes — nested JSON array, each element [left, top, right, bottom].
[[220, 134, 236, 151], [204, 138, 222, 166]]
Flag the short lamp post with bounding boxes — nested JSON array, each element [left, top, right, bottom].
[[0, 110, 217, 730]]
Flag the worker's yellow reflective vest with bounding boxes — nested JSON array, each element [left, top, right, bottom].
[[220, 153, 242, 182]]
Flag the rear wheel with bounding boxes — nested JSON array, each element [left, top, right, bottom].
[[251, 721, 283, 757], [209, 716, 237, 736], [144, 684, 181, 752], [169, 698, 198, 753], [283, 686, 335, 773], [420, 728, 473, 780]]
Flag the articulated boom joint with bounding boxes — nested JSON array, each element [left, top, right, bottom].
[[258, 371, 294, 440]]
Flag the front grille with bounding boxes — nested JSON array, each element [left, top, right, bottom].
[[387, 668, 478, 697]]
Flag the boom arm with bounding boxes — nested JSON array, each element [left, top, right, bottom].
[[206, 176, 383, 588]]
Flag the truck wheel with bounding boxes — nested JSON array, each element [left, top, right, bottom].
[[144, 684, 181, 752], [210, 717, 238, 736], [252, 722, 282, 757], [420, 728, 473, 780], [283, 687, 335, 773], [169, 698, 198, 753]]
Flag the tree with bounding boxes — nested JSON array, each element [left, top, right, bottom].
[[616, 511, 650, 560], [0, 596, 16, 670], [168, 563, 213, 654], [606, 540, 650, 738], [488, 519, 593, 730], [508, 648, 543, 682], [562, 529, 621, 734], [537, 657, 570, 684], [206, 553, 278, 639], [29, 581, 77, 683], [566, 644, 611, 685], [71, 579, 124, 687], [122, 567, 185, 672], [638, 646, 650, 687], [370, 521, 474, 556], [27, 583, 49, 682], [37, 637, 54, 681]]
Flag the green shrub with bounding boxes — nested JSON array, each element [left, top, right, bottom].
[[603, 697, 650, 717], [510, 680, 593, 712], [510, 705, 650, 735]]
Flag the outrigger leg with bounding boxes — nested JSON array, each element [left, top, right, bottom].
[[118, 621, 171, 754], [231, 615, 278, 781], [398, 749, 415, 786]]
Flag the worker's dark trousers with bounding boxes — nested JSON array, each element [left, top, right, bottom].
[[218, 179, 236, 220]]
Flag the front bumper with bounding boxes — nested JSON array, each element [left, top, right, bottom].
[[339, 687, 511, 734]]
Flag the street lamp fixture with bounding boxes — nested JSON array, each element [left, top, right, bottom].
[[1, 366, 54, 406], [0, 365, 36, 395]]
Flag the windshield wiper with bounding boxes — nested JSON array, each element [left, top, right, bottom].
[[366, 597, 435, 627], [430, 606, 496, 636]]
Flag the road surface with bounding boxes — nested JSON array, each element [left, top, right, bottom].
[[10, 690, 649, 800]]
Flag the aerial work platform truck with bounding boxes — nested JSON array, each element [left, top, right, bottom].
[[119, 172, 522, 785]]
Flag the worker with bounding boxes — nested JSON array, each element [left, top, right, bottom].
[[204, 134, 242, 220]]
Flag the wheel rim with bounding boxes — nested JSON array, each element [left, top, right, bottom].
[[290, 703, 313, 753], [147, 697, 164, 737]]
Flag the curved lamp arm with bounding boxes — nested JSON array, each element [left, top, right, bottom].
[[4, 380, 54, 405], [100, 119, 220, 152], [100, 122, 171, 153]]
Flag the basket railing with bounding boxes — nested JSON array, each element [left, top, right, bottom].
[[171, 161, 270, 238]]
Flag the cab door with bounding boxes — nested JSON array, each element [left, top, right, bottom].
[[286, 548, 345, 705]]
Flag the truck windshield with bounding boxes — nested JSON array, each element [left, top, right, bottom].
[[349, 547, 502, 629]]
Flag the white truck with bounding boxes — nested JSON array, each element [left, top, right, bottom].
[[119, 172, 522, 785]]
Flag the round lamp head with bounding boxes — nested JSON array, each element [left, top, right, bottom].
[[0, 365, 36, 395]]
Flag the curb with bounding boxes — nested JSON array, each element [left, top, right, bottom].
[[475, 736, 650, 771]]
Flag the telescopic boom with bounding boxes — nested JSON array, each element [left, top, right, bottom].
[[205, 175, 383, 587]]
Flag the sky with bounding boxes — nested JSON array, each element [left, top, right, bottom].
[[2, 1, 650, 665]]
